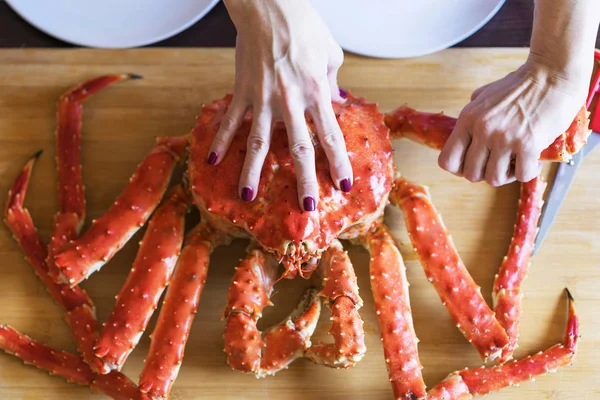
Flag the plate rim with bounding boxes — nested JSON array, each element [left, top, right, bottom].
[[4, 0, 221, 48], [317, 0, 506, 59]]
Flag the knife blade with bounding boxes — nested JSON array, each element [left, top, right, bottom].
[[532, 150, 585, 255]]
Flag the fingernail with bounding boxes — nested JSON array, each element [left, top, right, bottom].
[[339, 87, 348, 99], [303, 196, 316, 212], [241, 187, 253, 202], [207, 152, 218, 165], [340, 178, 352, 193]]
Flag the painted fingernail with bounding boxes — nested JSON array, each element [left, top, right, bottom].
[[339, 87, 348, 99], [340, 178, 352, 193], [303, 196, 316, 212], [241, 187, 253, 202], [207, 152, 218, 165]]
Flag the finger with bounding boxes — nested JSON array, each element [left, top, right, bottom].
[[208, 96, 247, 165], [462, 140, 490, 183], [238, 108, 273, 202], [282, 106, 319, 212], [471, 83, 491, 101], [311, 88, 353, 192], [515, 152, 542, 182], [438, 117, 472, 176], [484, 150, 514, 187], [328, 43, 345, 103]]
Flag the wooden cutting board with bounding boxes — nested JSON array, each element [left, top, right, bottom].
[[0, 49, 598, 400]]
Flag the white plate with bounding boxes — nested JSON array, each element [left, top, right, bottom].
[[5, 0, 220, 48], [309, 0, 505, 58]]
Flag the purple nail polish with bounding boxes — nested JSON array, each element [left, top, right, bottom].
[[339, 87, 348, 99], [241, 187, 253, 202], [207, 152, 218, 165], [303, 196, 316, 212], [340, 178, 352, 193]]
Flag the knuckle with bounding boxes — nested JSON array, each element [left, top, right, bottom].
[[320, 127, 343, 149], [290, 140, 315, 161], [473, 117, 492, 136], [247, 135, 269, 156], [219, 112, 239, 132], [211, 136, 229, 150], [297, 175, 319, 189], [486, 176, 503, 187], [464, 171, 481, 183], [458, 104, 476, 120]]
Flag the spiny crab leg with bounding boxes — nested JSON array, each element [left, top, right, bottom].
[[94, 185, 190, 372], [385, 105, 591, 162], [53, 134, 189, 286], [0, 324, 93, 385], [54, 73, 141, 232], [4, 153, 108, 373], [427, 289, 579, 399], [92, 371, 148, 400], [138, 222, 229, 399], [358, 224, 427, 400], [304, 240, 367, 369], [390, 177, 510, 362], [493, 177, 547, 363], [3, 152, 92, 311], [223, 248, 321, 378], [0, 324, 144, 399], [48, 73, 141, 279]]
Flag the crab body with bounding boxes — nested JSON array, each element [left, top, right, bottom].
[[189, 95, 394, 276]]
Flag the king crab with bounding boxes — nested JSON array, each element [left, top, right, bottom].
[[1, 75, 590, 399]]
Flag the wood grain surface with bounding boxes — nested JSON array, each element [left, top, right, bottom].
[[0, 48, 598, 400]]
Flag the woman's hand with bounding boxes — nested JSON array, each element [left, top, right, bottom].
[[211, 0, 352, 211], [438, 56, 588, 186], [438, 0, 599, 186]]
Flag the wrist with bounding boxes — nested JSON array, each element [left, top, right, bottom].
[[524, 53, 590, 98]]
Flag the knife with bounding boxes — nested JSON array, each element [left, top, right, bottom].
[[532, 50, 600, 255]]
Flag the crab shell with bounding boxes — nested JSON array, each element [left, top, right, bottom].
[[188, 94, 394, 273]]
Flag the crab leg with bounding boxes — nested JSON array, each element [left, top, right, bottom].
[[138, 223, 229, 399], [4, 153, 109, 372], [92, 371, 147, 400], [304, 240, 367, 369], [48, 74, 140, 276], [49, 75, 138, 372], [359, 224, 427, 400], [0, 324, 94, 385], [223, 249, 321, 378], [0, 324, 144, 399], [53, 134, 189, 286], [493, 177, 546, 363], [94, 185, 189, 372], [54, 73, 141, 232], [427, 289, 579, 399], [385, 105, 590, 162], [390, 177, 509, 362], [4, 152, 92, 311]]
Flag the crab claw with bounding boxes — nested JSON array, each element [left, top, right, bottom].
[[304, 240, 367, 368], [427, 289, 579, 399], [385, 105, 591, 162], [223, 249, 321, 377]]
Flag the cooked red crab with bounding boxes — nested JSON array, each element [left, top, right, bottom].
[[1, 76, 590, 400]]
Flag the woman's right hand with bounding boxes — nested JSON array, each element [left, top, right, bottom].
[[211, 0, 353, 212]]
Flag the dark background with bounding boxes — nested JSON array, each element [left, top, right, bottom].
[[1, 1, 599, 49]]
